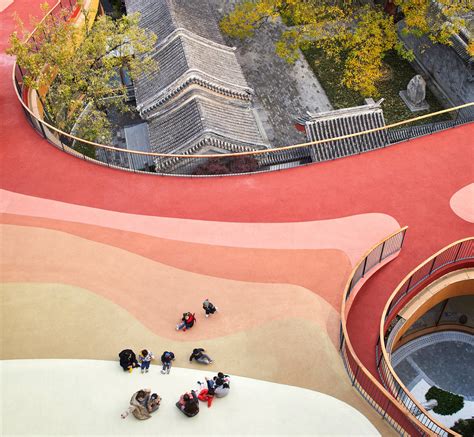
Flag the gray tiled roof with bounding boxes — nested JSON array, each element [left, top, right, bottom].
[[147, 94, 267, 154], [125, 0, 224, 44], [135, 33, 253, 117], [305, 102, 388, 162], [125, 0, 269, 161]]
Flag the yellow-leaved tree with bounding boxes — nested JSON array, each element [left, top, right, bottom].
[[220, 0, 472, 97]]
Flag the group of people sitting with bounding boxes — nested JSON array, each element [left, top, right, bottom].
[[118, 349, 159, 374], [176, 299, 218, 332], [121, 372, 230, 420], [176, 372, 230, 416], [121, 389, 161, 420], [119, 298, 221, 421], [119, 347, 213, 374]]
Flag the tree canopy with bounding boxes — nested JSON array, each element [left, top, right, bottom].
[[220, 0, 473, 97], [8, 3, 157, 146]]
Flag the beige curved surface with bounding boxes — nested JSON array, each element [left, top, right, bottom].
[[1, 360, 381, 436], [0, 283, 394, 435], [0, 224, 341, 342], [0, 188, 400, 264], [450, 183, 474, 223]]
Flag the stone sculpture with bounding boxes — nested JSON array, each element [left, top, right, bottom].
[[399, 74, 429, 112], [407, 75, 426, 105]]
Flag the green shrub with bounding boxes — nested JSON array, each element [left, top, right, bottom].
[[425, 386, 464, 416], [451, 418, 474, 437]]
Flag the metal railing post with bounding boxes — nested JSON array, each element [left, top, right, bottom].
[[352, 366, 360, 386], [454, 241, 463, 261], [379, 241, 386, 262], [361, 256, 368, 276], [38, 120, 47, 138]]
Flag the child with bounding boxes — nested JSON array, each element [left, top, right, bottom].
[[138, 349, 155, 373], [196, 378, 215, 408], [176, 391, 199, 417], [213, 371, 230, 387], [214, 382, 230, 398], [176, 312, 196, 331], [118, 349, 139, 373], [189, 348, 213, 364], [160, 351, 175, 374], [202, 299, 218, 318]]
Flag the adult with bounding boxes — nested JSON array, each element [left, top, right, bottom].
[[189, 348, 213, 364], [176, 391, 199, 417], [118, 349, 139, 373], [121, 389, 161, 420], [176, 312, 196, 331]]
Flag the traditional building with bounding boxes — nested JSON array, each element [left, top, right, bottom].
[[124, 0, 269, 172], [303, 100, 388, 162]]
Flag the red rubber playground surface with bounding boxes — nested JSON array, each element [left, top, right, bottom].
[[1, 0, 473, 429]]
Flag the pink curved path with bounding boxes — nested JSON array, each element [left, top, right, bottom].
[[450, 183, 474, 223], [1, 0, 474, 401]]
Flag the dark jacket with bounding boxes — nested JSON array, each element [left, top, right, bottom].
[[119, 349, 138, 371], [161, 351, 175, 364], [189, 348, 205, 362], [182, 391, 199, 417], [182, 313, 196, 328]]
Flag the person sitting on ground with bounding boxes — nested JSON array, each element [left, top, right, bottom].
[[176, 390, 199, 417], [202, 298, 218, 318], [196, 378, 215, 408], [160, 351, 175, 374], [176, 312, 196, 331], [121, 389, 161, 420], [147, 393, 161, 413], [138, 349, 155, 374], [189, 348, 213, 364], [213, 372, 230, 387], [214, 382, 230, 398], [118, 349, 139, 373]]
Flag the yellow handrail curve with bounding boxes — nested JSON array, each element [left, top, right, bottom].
[[339, 226, 440, 436], [10, 2, 474, 159], [378, 237, 474, 436]]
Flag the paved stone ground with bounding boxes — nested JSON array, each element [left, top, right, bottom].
[[210, 2, 332, 147], [394, 341, 474, 400]]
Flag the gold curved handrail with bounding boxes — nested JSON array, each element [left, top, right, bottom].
[[339, 226, 441, 436], [10, 2, 474, 159], [378, 238, 474, 437]]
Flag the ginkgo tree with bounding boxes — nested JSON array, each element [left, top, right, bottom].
[[220, 0, 472, 97], [8, 3, 157, 152]]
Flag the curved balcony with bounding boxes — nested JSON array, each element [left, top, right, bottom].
[[377, 238, 474, 436], [340, 232, 474, 436]]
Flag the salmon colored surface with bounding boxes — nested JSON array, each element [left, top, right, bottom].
[[450, 183, 474, 223], [0, 189, 400, 264], [1, 224, 342, 341], [1, 214, 351, 310]]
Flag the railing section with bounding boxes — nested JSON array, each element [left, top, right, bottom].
[[377, 238, 474, 437], [339, 227, 435, 436], [10, 2, 474, 176]]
